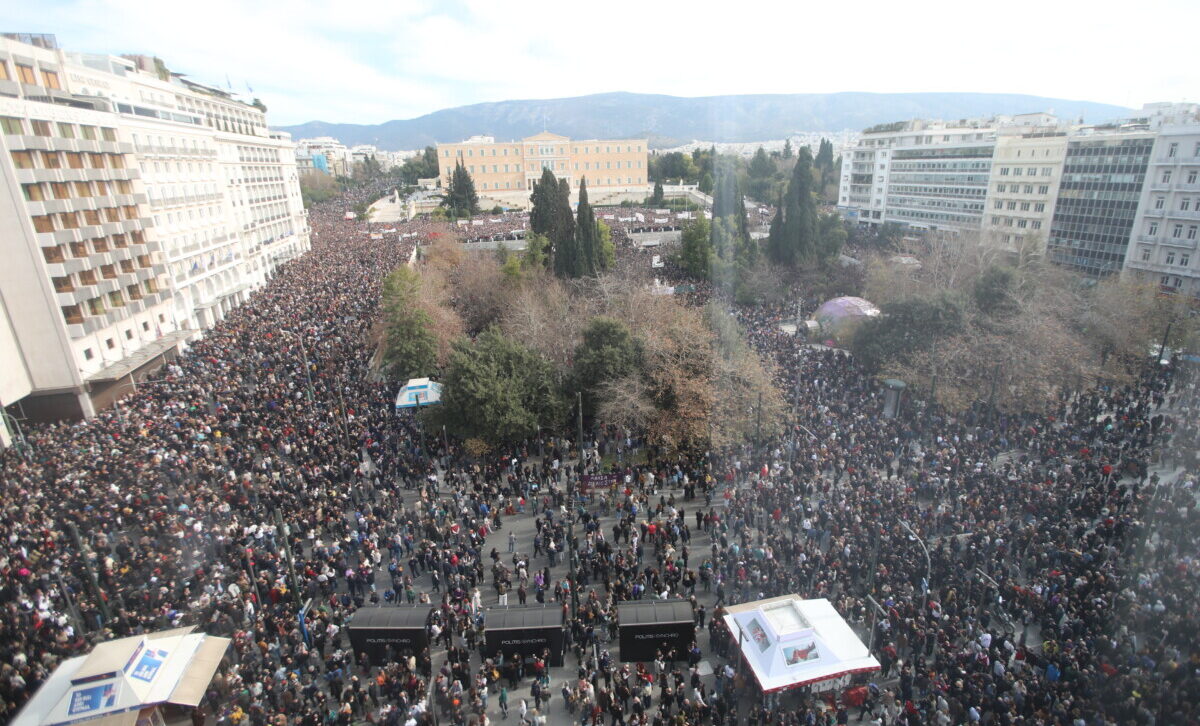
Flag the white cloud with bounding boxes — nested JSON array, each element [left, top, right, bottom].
[[11, 0, 1197, 125]]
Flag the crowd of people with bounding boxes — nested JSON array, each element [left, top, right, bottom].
[[0, 181, 1196, 726]]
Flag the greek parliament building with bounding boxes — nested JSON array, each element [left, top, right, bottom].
[[436, 132, 650, 207], [0, 33, 309, 432]]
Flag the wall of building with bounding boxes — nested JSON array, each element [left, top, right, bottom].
[[1122, 126, 1200, 298], [981, 131, 1068, 252], [437, 132, 649, 197]]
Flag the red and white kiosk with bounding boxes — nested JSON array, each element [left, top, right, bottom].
[[722, 595, 879, 694]]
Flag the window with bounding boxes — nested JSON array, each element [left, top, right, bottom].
[[1148, 222, 1159, 236], [0, 116, 23, 134], [1182, 254, 1192, 267], [31, 119, 51, 136], [42, 71, 61, 90], [1017, 219, 1028, 228], [1034, 202, 1045, 212], [1006, 201, 1016, 210], [1013, 168, 1023, 176], [22, 183, 44, 201], [994, 200, 1003, 209], [1041, 167, 1052, 177], [142, 321, 150, 332], [1142, 248, 1152, 262], [83, 348, 94, 360], [1020, 202, 1031, 211], [105, 337, 115, 349], [0, 61, 8, 81], [1173, 224, 1183, 238], [1155, 197, 1165, 210], [1024, 185, 1033, 194], [42, 151, 61, 168], [1168, 142, 1179, 158], [16, 64, 36, 85], [1031, 221, 1041, 229], [1162, 170, 1172, 184], [124, 329, 133, 340], [1166, 252, 1176, 265], [1190, 226, 1198, 240], [999, 167, 1009, 176], [57, 122, 74, 138], [81, 125, 96, 140], [101, 127, 117, 142], [996, 184, 1005, 192], [1183, 199, 1192, 212], [1038, 185, 1049, 194], [1188, 171, 1198, 184], [32, 215, 55, 233], [15, 150, 39, 168]]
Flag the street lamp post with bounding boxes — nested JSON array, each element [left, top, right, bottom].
[[899, 520, 930, 596]]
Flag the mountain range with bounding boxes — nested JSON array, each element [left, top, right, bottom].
[[274, 91, 1134, 151]]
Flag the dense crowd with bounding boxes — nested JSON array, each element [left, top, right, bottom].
[[0, 183, 1197, 726]]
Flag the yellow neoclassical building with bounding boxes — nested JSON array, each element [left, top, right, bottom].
[[437, 132, 649, 203]]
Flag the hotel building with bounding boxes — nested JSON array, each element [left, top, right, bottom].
[[0, 32, 308, 430]]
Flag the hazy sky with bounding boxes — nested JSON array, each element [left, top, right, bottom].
[[10, 0, 1195, 126]]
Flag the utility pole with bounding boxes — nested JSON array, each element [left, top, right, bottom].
[[899, 520, 930, 596], [1158, 316, 1174, 366], [65, 522, 111, 624], [274, 508, 303, 608]]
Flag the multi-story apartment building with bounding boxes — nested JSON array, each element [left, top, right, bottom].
[[297, 136, 350, 177], [436, 132, 649, 206], [980, 116, 1069, 252], [1123, 121, 1200, 298], [838, 119, 996, 232], [0, 34, 176, 421], [0, 33, 309, 425]]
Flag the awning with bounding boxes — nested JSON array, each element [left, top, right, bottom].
[[86, 331, 191, 383], [167, 636, 229, 707]]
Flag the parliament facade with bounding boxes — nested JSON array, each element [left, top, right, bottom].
[[436, 132, 649, 198]]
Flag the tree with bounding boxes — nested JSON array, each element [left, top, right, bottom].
[[379, 267, 438, 380], [649, 181, 665, 207], [747, 147, 776, 203], [572, 317, 644, 417], [399, 146, 438, 184], [973, 264, 1018, 316], [298, 174, 341, 208], [434, 327, 565, 446], [698, 172, 713, 195], [678, 217, 712, 280], [782, 139, 794, 159], [768, 147, 818, 266], [597, 220, 615, 271], [850, 295, 964, 374], [523, 232, 550, 271], [817, 212, 847, 263], [529, 168, 558, 237], [575, 178, 600, 276], [443, 161, 478, 216]]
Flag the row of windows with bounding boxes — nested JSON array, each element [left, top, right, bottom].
[[993, 200, 1047, 212], [995, 184, 1051, 195], [22, 179, 132, 201], [41, 231, 147, 264], [1145, 222, 1199, 240], [1164, 141, 1200, 158], [78, 315, 169, 362], [446, 144, 644, 157], [989, 216, 1043, 230], [1151, 196, 1200, 212], [1138, 247, 1193, 267], [1159, 169, 1200, 185], [0, 60, 60, 89], [997, 166, 1054, 177], [10, 149, 126, 170], [478, 177, 642, 190], [1, 116, 118, 141], [31, 205, 140, 233], [63, 279, 160, 320]]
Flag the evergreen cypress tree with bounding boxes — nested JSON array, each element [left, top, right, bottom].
[[444, 161, 478, 217], [769, 148, 818, 266], [529, 168, 558, 236], [551, 178, 581, 278], [575, 178, 599, 276]]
